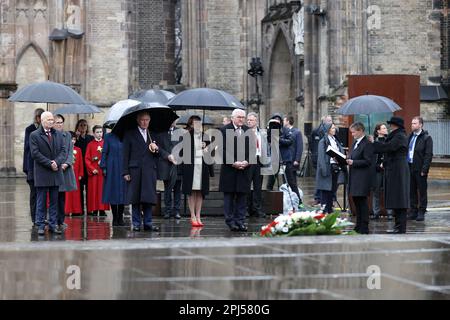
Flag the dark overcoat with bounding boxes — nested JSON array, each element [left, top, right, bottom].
[[373, 128, 410, 209], [100, 133, 127, 205], [347, 136, 374, 197], [219, 123, 251, 193], [180, 131, 214, 197], [315, 134, 347, 191], [29, 126, 67, 187], [155, 128, 182, 181], [122, 127, 158, 205], [23, 123, 38, 181]]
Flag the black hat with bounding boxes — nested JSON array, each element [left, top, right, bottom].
[[387, 116, 404, 128], [270, 113, 283, 122]]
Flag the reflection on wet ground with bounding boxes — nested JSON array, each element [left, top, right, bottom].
[[0, 178, 449, 299]]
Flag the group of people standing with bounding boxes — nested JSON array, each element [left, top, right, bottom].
[[314, 115, 433, 234]]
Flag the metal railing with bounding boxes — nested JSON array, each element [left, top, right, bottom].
[[425, 121, 450, 156]]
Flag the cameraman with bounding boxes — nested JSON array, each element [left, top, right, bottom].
[[266, 114, 301, 203]]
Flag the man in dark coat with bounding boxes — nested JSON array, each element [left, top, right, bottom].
[[407, 116, 433, 222], [23, 108, 45, 226], [156, 120, 182, 220], [371, 116, 410, 234], [29, 111, 67, 235], [122, 111, 160, 232], [219, 109, 251, 231], [347, 122, 374, 234]]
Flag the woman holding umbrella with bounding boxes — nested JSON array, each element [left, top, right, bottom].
[[181, 115, 214, 227]]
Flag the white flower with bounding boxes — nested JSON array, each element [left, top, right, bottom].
[[282, 227, 289, 233]]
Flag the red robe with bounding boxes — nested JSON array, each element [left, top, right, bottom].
[[65, 146, 84, 215], [85, 139, 110, 212]]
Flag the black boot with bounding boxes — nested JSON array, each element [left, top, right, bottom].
[[416, 211, 425, 222], [117, 205, 126, 226], [111, 205, 118, 226]]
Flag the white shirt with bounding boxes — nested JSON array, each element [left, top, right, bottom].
[[354, 136, 364, 150], [139, 127, 147, 143], [253, 128, 262, 157], [409, 130, 422, 163]]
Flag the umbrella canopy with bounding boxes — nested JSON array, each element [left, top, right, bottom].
[[112, 102, 178, 140], [129, 89, 176, 105], [336, 94, 402, 115], [53, 104, 102, 115], [167, 88, 245, 110], [177, 113, 214, 126], [104, 99, 142, 128], [8, 81, 88, 105]]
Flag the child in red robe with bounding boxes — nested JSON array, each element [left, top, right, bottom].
[[65, 132, 84, 215], [85, 125, 110, 216]]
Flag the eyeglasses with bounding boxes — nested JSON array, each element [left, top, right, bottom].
[[55, 121, 64, 124]]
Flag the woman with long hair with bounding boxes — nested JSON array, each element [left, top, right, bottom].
[[371, 123, 393, 220], [181, 115, 214, 227]]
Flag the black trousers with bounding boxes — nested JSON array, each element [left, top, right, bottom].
[[393, 208, 408, 233], [27, 179, 37, 224], [352, 196, 369, 234], [57, 192, 66, 225], [224, 192, 247, 228], [410, 169, 428, 214], [247, 163, 263, 216]]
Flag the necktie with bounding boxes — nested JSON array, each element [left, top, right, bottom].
[[142, 129, 147, 143], [46, 131, 52, 143], [408, 135, 418, 163]]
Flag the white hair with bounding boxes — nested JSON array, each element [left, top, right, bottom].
[[41, 111, 53, 121], [231, 109, 245, 118]]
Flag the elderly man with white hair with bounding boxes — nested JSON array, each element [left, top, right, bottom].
[[29, 111, 67, 235], [219, 108, 251, 232]]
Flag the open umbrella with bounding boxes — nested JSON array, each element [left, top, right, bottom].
[[53, 104, 102, 115], [103, 99, 142, 128], [336, 94, 402, 132], [8, 81, 88, 110], [177, 113, 214, 126], [168, 88, 245, 110], [112, 102, 178, 140], [129, 89, 176, 105]]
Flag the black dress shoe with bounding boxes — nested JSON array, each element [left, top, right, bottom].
[[163, 214, 170, 219], [174, 213, 181, 220], [387, 228, 405, 234], [49, 226, 62, 234], [38, 228, 45, 236], [416, 212, 425, 222], [408, 213, 418, 220], [132, 226, 140, 232], [237, 224, 248, 232], [229, 225, 239, 232], [144, 225, 159, 232]]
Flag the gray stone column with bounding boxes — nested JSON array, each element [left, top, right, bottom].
[[0, 83, 18, 177]]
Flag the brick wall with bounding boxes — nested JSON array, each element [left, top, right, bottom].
[[368, 0, 441, 85], [85, 0, 129, 105], [137, 0, 175, 88]]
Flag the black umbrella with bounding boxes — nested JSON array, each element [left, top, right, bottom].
[[337, 94, 402, 133], [129, 89, 176, 105], [53, 104, 102, 115], [336, 94, 402, 115], [167, 88, 245, 110], [8, 81, 88, 110], [112, 102, 178, 140], [177, 113, 214, 126]]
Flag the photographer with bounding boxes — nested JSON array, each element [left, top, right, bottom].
[[266, 114, 298, 199]]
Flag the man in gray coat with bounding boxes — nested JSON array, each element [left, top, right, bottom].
[[54, 114, 77, 229], [30, 112, 67, 235]]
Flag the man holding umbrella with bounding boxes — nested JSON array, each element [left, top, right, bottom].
[[122, 111, 160, 232]]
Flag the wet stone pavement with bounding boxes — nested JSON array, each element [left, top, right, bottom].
[[0, 178, 450, 299]]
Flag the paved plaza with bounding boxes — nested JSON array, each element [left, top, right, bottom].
[[0, 178, 449, 299]]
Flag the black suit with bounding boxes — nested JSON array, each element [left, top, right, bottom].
[[156, 128, 183, 217], [348, 136, 374, 234], [122, 127, 158, 228], [219, 123, 251, 229], [407, 131, 433, 216], [23, 123, 39, 223], [29, 127, 67, 232]]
